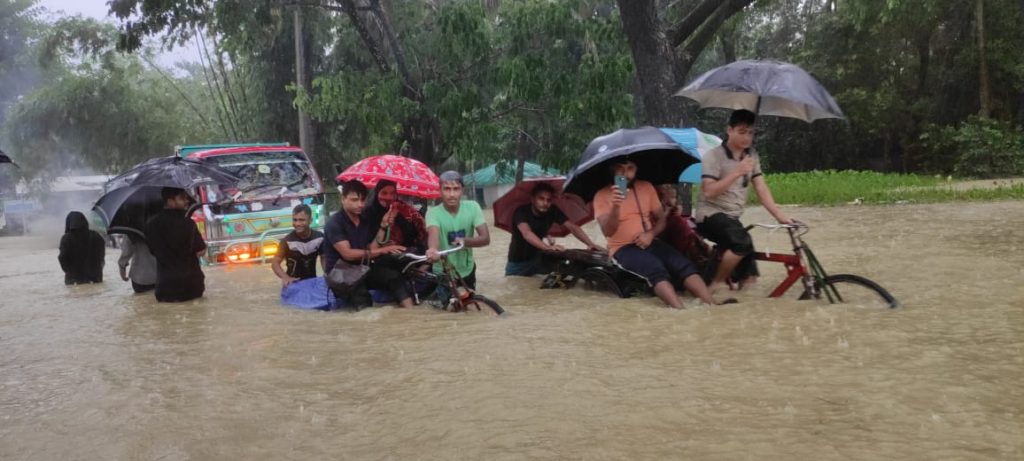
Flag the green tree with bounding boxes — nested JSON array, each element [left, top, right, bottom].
[[2, 17, 218, 180], [0, 0, 44, 132]]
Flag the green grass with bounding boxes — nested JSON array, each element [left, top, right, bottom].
[[733, 170, 1024, 206]]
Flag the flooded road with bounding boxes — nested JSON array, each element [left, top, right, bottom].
[[2, 202, 1022, 459]]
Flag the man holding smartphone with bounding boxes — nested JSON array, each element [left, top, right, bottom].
[[593, 157, 727, 309], [697, 109, 793, 293]]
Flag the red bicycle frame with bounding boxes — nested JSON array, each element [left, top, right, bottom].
[[746, 223, 824, 299], [755, 250, 807, 298]]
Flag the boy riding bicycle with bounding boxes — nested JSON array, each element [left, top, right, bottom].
[[696, 109, 794, 293]]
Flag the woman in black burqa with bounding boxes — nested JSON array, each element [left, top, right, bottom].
[[58, 211, 106, 285]]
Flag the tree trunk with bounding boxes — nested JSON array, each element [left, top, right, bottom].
[[718, 19, 737, 64], [976, 0, 991, 117], [672, 0, 754, 81], [514, 133, 528, 184], [915, 34, 931, 98], [618, 0, 753, 210], [615, 0, 681, 126], [294, 8, 315, 159], [1017, 91, 1024, 126]]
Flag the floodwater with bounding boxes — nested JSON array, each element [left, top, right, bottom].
[[1, 202, 1022, 460]]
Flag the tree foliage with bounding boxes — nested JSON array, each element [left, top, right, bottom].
[[708, 0, 1024, 176], [4, 0, 1024, 188], [2, 17, 218, 180], [0, 0, 44, 130], [293, 0, 635, 175]]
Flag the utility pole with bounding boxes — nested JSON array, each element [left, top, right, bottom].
[[294, 8, 315, 157]]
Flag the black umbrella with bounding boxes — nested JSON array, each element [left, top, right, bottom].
[[0, 149, 19, 168], [563, 127, 698, 202], [110, 155, 240, 190], [93, 156, 239, 237], [676, 59, 844, 122], [93, 185, 168, 238]]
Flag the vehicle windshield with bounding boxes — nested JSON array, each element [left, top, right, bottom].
[[201, 151, 320, 202]]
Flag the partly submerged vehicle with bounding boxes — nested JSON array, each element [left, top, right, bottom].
[[178, 143, 325, 264]]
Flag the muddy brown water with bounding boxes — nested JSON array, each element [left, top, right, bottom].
[[1, 202, 1022, 460]]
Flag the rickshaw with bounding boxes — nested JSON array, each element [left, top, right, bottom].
[[540, 221, 898, 308]]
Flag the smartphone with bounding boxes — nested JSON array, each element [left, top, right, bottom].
[[614, 175, 628, 195]]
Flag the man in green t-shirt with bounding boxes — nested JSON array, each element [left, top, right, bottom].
[[425, 171, 491, 289]]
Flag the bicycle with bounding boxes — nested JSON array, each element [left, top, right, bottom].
[[743, 221, 899, 308], [398, 243, 505, 315]]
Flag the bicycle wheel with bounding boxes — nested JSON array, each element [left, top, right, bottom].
[[821, 274, 899, 308], [463, 294, 505, 315], [581, 267, 626, 298]]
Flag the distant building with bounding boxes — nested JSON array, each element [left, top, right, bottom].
[[463, 162, 561, 207], [46, 175, 112, 215]]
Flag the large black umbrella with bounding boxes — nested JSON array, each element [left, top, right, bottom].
[[676, 59, 844, 122], [93, 185, 167, 238], [93, 156, 240, 237], [563, 127, 699, 202]]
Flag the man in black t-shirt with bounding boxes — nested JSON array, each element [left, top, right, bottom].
[[505, 182, 603, 276], [272, 204, 325, 286], [324, 180, 411, 309]]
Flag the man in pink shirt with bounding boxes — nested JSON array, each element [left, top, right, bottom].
[[594, 157, 728, 309]]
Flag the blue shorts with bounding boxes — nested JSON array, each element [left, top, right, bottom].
[[613, 240, 699, 287]]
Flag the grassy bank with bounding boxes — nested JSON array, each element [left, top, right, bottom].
[[742, 170, 1024, 206]]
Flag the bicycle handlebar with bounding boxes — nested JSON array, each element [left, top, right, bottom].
[[745, 220, 810, 240], [745, 220, 807, 231], [399, 242, 466, 264]]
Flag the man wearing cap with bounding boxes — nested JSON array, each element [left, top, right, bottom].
[[425, 171, 490, 289]]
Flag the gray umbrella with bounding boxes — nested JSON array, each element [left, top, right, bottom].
[[676, 59, 844, 122]]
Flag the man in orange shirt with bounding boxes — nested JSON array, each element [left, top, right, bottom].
[[594, 157, 726, 309]]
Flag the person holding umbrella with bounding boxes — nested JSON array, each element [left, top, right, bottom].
[[594, 157, 727, 309], [677, 60, 842, 292], [323, 180, 413, 309], [564, 126, 729, 308], [145, 187, 207, 302], [505, 182, 603, 277], [364, 179, 428, 255], [696, 109, 794, 293]]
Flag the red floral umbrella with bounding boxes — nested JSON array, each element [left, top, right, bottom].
[[493, 177, 593, 238], [336, 154, 440, 199]]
